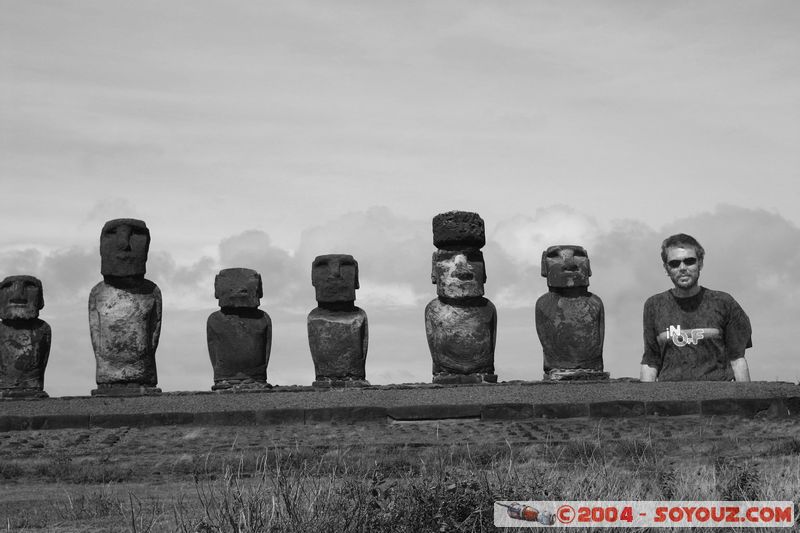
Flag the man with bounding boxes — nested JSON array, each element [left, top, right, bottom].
[[640, 233, 752, 382]]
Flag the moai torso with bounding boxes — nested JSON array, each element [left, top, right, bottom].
[[425, 297, 496, 375], [534, 245, 606, 380], [89, 219, 162, 394], [207, 268, 272, 390], [426, 211, 497, 383], [307, 255, 369, 387], [89, 279, 161, 386], [0, 276, 51, 397]]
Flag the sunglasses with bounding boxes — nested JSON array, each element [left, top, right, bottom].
[[667, 257, 698, 269]]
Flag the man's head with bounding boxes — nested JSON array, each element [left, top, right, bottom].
[[312, 254, 359, 303], [540, 245, 591, 288], [0, 275, 44, 320], [215, 268, 262, 308], [100, 218, 150, 277], [661, 233, 704, 292], [431, 249, 486, 298]]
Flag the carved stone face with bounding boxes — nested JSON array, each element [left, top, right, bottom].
[[215, 268, 262, 308], [0, 275, 43, 320], [541, 245, 591, 288], [312, 254, 359, 303], [100, 219, 150, 277], [431, 250, 486, 298]]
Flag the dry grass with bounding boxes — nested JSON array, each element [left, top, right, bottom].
[[2, 432, 799, 532]]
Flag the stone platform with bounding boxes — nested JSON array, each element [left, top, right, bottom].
[[1, 380, 799, 432]]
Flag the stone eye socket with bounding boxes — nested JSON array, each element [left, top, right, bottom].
[[0, 282, 11, 291], [546, 249, 561, 258], [573, 249, 587, 257]]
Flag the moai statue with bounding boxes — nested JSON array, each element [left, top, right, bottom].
[[307, 254, 369, 387], [535, 245, 608, 381], [425, 211, 497, 384], [207, 268, 272, 390], [0, 276, 51, 398], [89, 218, 162, 396]]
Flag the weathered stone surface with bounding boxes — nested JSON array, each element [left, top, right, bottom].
[[425, 298, 496, 376], [589, 401, 646, 417], [207, 268, 271, 390], [0, 276, 50, 398], [536, 291, 604, 372], [0, 275, 44, 320], [544, 368, 609, 381], [645, 400, 702, 416], [387, 404, 483, 420], [427, 211, 497, 383], [308, 254, 369, 385], [533, 402, 590, 418], [540, 245, 591, 288], [214, 268, 262, 308], [90, 219, 161, 393], [312, 254, 358, 303], [432, 211, 485, 250], [431, 250, 485, 298], [305, 406, 386, 423], [208, 310, 271, 388], [536, 244, 605, 375], [90, 279, 161, 387], [100, 219, 150, 277], [481, 403, 534, 420], [308, 307, 368, 382]]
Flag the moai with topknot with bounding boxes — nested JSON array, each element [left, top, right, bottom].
[[89, 218, 162, 396], [307, 254, 369, 387], [425, 211, 497, 384], [207, 268, 272, 390], [0, 276, 51, 398], [535, 245, 608, 380]]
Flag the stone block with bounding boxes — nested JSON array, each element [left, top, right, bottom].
[[254, 408, 305, 425], [305, 406, 387, 423], [589, 401, 645, 418], [387, 404, 482, 420], [533, 403, 589, 419], [481, 403, 534, 420], [645, 400, 701, 416], [701, 398, 782, 417]]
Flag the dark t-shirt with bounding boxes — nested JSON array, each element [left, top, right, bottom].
[[641, 287, 752, 381]]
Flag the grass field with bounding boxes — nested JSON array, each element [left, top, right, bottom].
[[2, 416, 800, 532]]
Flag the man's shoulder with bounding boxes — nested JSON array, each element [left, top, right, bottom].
[[644, 290, 672, 307], [701, 287, 742, 306]]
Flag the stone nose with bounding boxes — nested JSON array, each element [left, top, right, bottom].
[[327, 262, 342, 278], [9, 282, 27, 302], [115, 226, 133, 250], [563, 261, 579, 272]]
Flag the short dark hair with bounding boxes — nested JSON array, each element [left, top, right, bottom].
[[660, 233, 705, 264]]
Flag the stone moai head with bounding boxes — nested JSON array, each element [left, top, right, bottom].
[[0, 275, 44, 320], [215, 268, 263, 308], [431, 211, 486, 298], [312, 254, 359, 303], [100, 218, 150, 277], [431, 250, 486, 298], [541, 245, 591, 288]]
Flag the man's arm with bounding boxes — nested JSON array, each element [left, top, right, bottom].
[[640, 296, 661, 382], [730, 357, 751, 382], [640, 364, 658, 382]]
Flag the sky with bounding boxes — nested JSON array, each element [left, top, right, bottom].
[[1, 1, 798, 396]]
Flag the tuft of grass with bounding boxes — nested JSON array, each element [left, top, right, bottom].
[[5, 441, 799, 532]]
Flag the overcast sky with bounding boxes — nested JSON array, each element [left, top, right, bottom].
[[2, 1, 798, 396]]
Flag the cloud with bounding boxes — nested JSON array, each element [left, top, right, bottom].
[[296, 206, 432, 304], [13, 204, 800, 397], [218, 230, 297, 308]]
